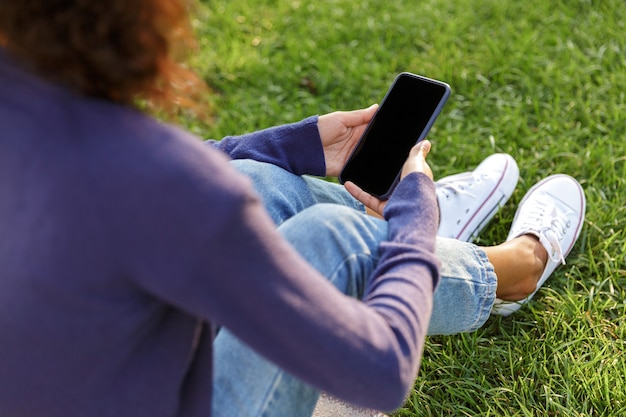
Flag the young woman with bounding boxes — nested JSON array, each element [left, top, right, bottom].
[[0, 1, 585, 416]]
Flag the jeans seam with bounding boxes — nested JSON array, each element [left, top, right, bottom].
[[257, 370, 286, 417], [328, 253, 378, 299], [466, 245, 497, 331]]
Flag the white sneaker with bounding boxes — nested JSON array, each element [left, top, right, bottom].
[[436, 153, 519, 242], [491, 174, 586, 316]]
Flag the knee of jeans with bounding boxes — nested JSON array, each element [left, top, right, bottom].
[[295, 204, 364, 231], [279, 204, 382, 297], [230, 159, 282, 179], [280, 204, 384, 255], [229, 159, 310, 197]]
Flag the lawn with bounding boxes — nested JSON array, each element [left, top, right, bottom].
[[187, 0, 626, 415]]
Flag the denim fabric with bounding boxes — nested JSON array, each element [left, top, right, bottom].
[[212, 160, 497, 417]]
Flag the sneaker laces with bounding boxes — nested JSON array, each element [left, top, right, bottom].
[[437, 172, 484, 201], [516, 201, 568, 265]]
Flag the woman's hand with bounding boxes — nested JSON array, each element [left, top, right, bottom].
[[317, 104, 378, 177], [345, 140, 433, 218]]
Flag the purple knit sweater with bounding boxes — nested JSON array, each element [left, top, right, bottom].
[[0, 49, 440, 417]]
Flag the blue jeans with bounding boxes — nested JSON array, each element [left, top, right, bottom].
[[212, 160, 497, 417]]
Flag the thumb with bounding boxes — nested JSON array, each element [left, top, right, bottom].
[[417, 139, 431, 158], [402, 140, 433, 180]]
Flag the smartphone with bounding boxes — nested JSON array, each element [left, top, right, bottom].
[[339, 72, 450, 199]]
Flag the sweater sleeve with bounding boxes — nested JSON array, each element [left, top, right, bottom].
[[212, 173, 441, 411], [120, 134, 440, 411], [205, 116, 326, 177]]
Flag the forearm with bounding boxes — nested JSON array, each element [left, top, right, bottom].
[[204, 116, 326, 176]]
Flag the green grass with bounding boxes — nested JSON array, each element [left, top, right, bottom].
[[186, 0, 626, 415]]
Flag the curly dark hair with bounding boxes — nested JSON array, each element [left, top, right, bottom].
[[0, 0, 206, 114]]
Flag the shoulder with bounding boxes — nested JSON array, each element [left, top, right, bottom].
[[79, 98, 243, 186], [60, 99, 256, 227]]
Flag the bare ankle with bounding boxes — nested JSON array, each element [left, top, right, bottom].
[[486, 235, 547, 301]]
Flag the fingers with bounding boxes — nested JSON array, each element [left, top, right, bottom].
[[344, 181, 386, 217], [344, 139, 433, 217]]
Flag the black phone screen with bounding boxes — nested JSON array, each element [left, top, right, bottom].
[[339, 73, 450, 199]]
